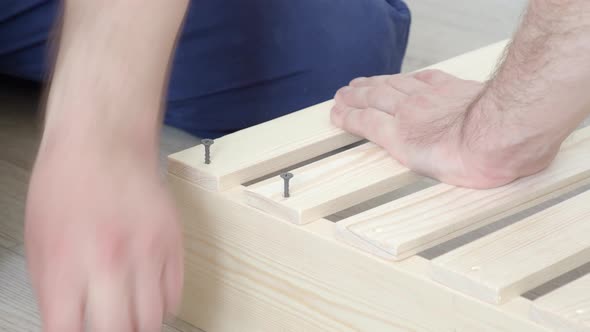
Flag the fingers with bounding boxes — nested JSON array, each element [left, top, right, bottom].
[[86, 262, 134, 331], [339, 72, 446, 113], [162, 244, 184, 316], [349, 69, 454, 90], [335, 85, 405, 114], [134, 260, 165, 332], [331, 105, 398, 150], [349, 75, 390, 87], [38, 270, 85, 332]]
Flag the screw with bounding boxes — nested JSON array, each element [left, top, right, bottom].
[[201, 139, 214, 164], [280, 172, 294, 198]]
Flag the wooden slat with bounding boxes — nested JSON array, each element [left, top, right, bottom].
[[531, 274, 590, 332], [167, 100, 360, 191], [430, 189, 590, 305], [170, 175, 549, 332], [167, 40, 509, 192], [335, 126, 590, 260], [244, 142, 420, 224]]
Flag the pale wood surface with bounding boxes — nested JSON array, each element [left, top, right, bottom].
[[531, 274, 590, 332], [336, 126, 590, 260], [431, 189, 590, 305], [168, 99, 361, 192], [171, 175, 549, 331], [245, 142, 420, 224]]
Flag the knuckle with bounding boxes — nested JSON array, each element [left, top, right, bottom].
[[137, 232, 164, 256], [407, 95, 432, 108], [386, 75, 403, 88], [93, 229, 129, 268], [343, 110, 363, 134], [334, 86, 352, 104], [366, 87, 380, 106], [350, 76, 367, 85], [330, 107, 344, 126], [358, 110, 374, 128], [342, 110, 356, 129]]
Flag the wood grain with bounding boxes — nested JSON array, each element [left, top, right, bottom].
[[531, 274, 590, 332], [170, 175, 549, 332], [431, 189, 590, 305], [168, 100, 361, 192], [335, 126, 590, 260], [244, 142, 420, 224]]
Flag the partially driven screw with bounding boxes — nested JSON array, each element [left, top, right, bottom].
[[280, 172, 294, 198], [201, 139, 214, 164]]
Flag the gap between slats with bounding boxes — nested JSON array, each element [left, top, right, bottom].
[[430, 189, 590, 305], [167, 100, 360, 192], [333, 126, 590, 260], [244, 142, 421, 224], [530, 273, 590, 332]]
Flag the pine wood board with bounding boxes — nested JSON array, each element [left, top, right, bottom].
[[169, 175, 549, 332], [335, 126, 590, 260], [167, 99, 361, 192], [430, 189, 590, 305], [531, 274, 590, 332], [244, 142, 420, 224]]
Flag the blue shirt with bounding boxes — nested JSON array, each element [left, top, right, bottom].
[[0, 0, 411, 138]]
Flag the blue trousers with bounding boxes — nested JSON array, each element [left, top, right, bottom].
[[0, 1, 411, 138]]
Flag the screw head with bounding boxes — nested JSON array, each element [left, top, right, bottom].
[[280, 172, 293, 180], [201, 139, 214, 146]]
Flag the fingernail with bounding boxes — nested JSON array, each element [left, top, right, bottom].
[[331, 106, 344, 127], [332, 104, 344, 115], [339, 86, 352, 95], [336, 87, 353, 101], [351, 77, 367, 86]]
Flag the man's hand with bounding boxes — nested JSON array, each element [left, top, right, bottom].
[[333, 0, 590, 188], [24, 1, 190, 331], [332, 70, 558, 188], [25, 144, 182, 331]]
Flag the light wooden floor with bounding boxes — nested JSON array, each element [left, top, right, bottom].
[[0, 1, 529, 331]]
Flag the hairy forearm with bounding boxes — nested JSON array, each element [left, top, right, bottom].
[[464, 0, 590, 172], [40, 1, 189, 161], [491, 0, 590, 132]]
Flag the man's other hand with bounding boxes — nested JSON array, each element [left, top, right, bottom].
[[25, 144, 183, 332]]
